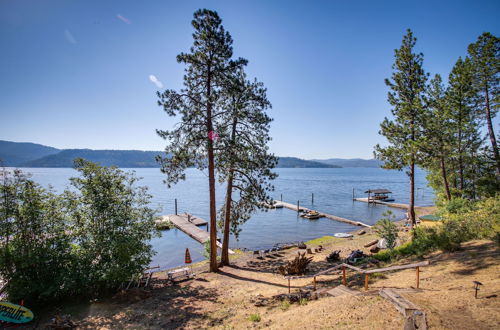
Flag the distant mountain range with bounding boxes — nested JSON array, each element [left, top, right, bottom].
[[311, 158, 383, 168], [1, 140, 363, 168]]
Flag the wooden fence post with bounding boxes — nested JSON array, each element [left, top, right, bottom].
[[416, 266, 420, 289], [342, 265, 347, 286], [288, 278, 291, 293], [364, 274, 369, 291], [313, 276, 316, 290]]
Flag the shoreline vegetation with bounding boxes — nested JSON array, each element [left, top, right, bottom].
[[0, 7, 498, 329]]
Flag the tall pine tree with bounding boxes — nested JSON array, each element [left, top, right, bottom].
[[467, 32, 500, 176], [156, 9, 246, 272], [421, 74, 453, 201], [217, 69, 277, 265], [446, 57, 482, 196], [375, 29, 428, 227]]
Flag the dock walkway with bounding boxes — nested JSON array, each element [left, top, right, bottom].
[[273, 200, 371, 228], [353, 198, 411, 209], [164, 214, 235, 254]]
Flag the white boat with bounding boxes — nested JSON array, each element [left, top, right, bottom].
[[334, 233, 353, 238]]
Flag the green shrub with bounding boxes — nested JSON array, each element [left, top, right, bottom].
[[374, 211, 398, 249], [0, 161, 158, 303], [0, 169, 74, 303], [248, 313, 261, 322], [373, 196, 500, 261]]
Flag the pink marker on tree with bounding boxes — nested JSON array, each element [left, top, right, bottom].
[[208, 131, 220, 141]]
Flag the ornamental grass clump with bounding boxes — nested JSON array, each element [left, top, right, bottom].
[[278, 253, 313, 276]]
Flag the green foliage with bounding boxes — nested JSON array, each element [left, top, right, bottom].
[[373, 196, 500, 261], [155, 217, 174, 230], [202, 240, 211, 260], [0, 162, 157, 304], [467, 32, 500, 175], [65, 159, 158, 293], [373, 211, 399, 249], [374, 29, 428, 225], [217, 68, 277, 259], [280, 299, 291, 311], [156, 9, 248, 272], [248, 313, 261, 322], [0, 169, 74, 302], [298, 298, 308, 306]]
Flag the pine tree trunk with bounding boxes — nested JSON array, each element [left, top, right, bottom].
[[206, 68, 218, 273], [221, 170, 233, 266], [458, 118, 464, 191], [221, 117, 238, 266], [409, 161, 416, 228], [440, 156, 452, 201], [484, 86, 500, 176]]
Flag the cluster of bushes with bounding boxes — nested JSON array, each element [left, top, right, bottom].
[[0, 159, 158, 304], [374, 196, 499, 262]]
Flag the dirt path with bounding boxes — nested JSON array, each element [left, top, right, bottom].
[[35, 222, 499, 330]]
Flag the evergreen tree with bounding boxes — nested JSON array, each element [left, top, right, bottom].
[[467, 32, 500, 176], [217, 69, 277, 265], [421, 74, 453, 201], [446, 57, 482, 196], [156, 9, 246, 272], [375, 29, 428, 227]]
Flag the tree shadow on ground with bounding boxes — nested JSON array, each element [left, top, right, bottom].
[[217, 268, 295, 289], [441, 241, 498, 276], [35, 278, 221, 330]]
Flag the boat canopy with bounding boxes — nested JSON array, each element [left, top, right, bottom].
[[364, 189, 392, 194]]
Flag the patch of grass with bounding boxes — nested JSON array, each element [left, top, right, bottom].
[[248, 313, 261, 322], [298, 298, 308, 306], [155, 217, 174, 230], [280, 299, 290, 311], [306, 235, 336, 245], [370, 272, 387, 279]]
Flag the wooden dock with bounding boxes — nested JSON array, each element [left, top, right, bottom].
[[353, 198, 411, 209], [164, 214, 235, 254], [273, 200, 371, 228]]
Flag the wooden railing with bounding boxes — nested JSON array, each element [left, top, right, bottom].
[[285, 261, 429, 293]]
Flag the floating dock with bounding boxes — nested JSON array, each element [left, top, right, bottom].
[[353, 198, 411, 209], [163, 214, 235, 254], [273, 200, 371, 228]]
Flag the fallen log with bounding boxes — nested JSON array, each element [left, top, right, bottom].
[[364, 239, 379, 248]]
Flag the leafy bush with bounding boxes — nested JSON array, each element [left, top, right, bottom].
[[248, 313, 261, 322], [0, 169, 74, 302], [65, 159, 158, 294], [373, 196, 499, 261], [0, 161, 158, 303], [373, 211, 399, 249]]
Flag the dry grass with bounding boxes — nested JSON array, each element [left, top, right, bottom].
[[33, 212, 499, 329]]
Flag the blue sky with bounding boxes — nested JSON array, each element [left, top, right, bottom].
[[0, 0, 498, 159]]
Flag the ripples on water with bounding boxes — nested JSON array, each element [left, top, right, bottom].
[[24, 167, 434, 269]]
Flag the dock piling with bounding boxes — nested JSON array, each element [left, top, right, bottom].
[[297, 200, 300, 214], [312, 193, 314, 204], [280, 193, 283, 202], [175, 199, 178, 215]]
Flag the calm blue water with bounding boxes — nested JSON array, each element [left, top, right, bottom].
[[21, 167, 434, 268]]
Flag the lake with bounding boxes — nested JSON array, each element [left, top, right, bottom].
[[21, 167, 434, 269]]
